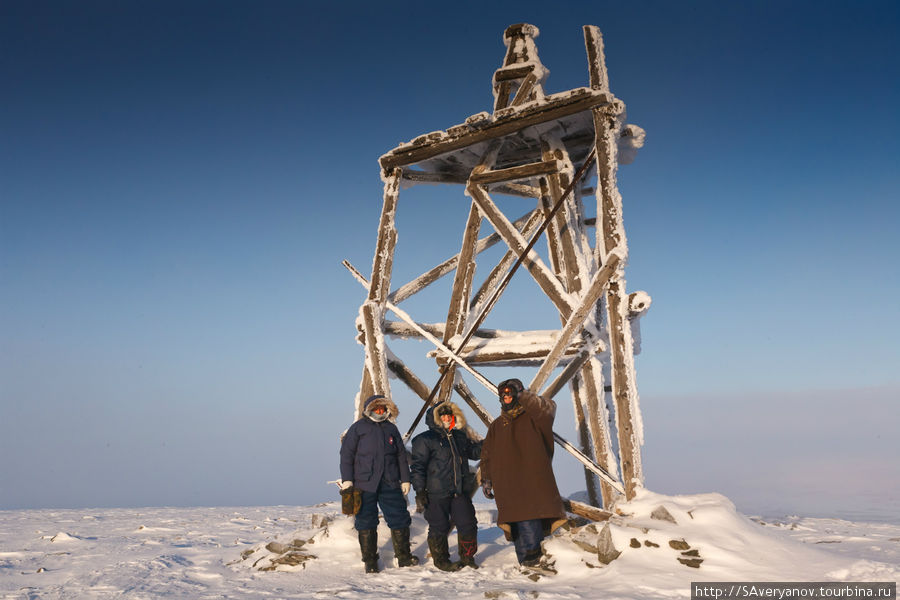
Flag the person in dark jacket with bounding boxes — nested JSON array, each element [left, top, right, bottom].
[[339, 394, 420, 573], [410, 401, 483, 571], [480, 378, 567, 567]]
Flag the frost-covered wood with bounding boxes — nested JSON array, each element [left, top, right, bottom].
[[468, 159, 560, 186], [592, 100, 644, 498], [584, 26, 610, 93], [467, 183, 573, 315], [529, 252, 621, 392], [438, 201, 483, 404], [356, 170, 400, 414], [379, 90, 619, 172], [350, 22, 648, 509]]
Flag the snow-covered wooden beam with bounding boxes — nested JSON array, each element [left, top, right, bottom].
[[584, 25, 610, 94], [540, 119, 617, 508], [344, 260, 497, 394], [468, 159, 560, 186], [427, 346, 583, 367], [437, 200, 483, 404], [400, 169, 539, 198], [541, 349, 592, 399], [588, 32, 644, 499], [357, 169, 401, 410], [529, 252, 621, 393], [379, 89, 621, 171], [563, 499, 613, 522]]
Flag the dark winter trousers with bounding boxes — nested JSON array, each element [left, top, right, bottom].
[[510, 519, 544, 564], [354, 484, 412, 531], [423, 494, 477, 537]]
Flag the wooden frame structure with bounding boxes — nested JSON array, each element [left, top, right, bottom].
[[347, 24, 650, 508]]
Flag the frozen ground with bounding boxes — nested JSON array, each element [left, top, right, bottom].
[[1, 490, 897, 599]]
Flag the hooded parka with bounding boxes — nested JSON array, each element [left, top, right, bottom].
[[410, 401, 482, 498], [480, 379, 567, 539], [340, 395, 410, 493]]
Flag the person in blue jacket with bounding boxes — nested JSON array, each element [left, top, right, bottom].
[[339, 394, 420, 573], [410, 401, 483, 571]]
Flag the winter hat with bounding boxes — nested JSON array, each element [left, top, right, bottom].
[[363, 394, 395, 422], [437, 403, 455, 429], [498, 378, 523, 411]]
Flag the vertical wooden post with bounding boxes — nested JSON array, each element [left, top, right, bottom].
[[356, 168, 401, 417], [538, 140, 596, 507], [586, 26, 644, 499], [538, 135, 621, 508], [437, 201, 483, 404]]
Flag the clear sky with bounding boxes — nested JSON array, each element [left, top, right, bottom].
[[2, 1, 898, 521]]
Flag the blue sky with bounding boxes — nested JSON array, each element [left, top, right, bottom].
[[2, 1, 898, 520]]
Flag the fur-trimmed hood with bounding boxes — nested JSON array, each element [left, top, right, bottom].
[[363, 394, 400, 423], [426, 401, 482, 443]]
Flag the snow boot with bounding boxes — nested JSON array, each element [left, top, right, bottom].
[[457, 532, 478, 569], [427, 535, 460, 572], [391, 528, 420, 567], [358, 529, 380, 573]]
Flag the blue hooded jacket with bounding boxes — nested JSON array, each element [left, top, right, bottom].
[[410, 401, 482, 498], [339, 395, 410, 493]]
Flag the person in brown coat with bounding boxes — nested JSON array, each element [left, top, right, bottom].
[[480, 378, 567, 566]]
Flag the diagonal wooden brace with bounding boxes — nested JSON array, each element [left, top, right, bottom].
[[529, 252, 622, 392], [467, 184, 574, 315], [344, 260, 496, 393]]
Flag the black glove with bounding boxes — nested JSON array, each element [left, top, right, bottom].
[[415, 491, 428, 513], [482, 479, 494, 499]]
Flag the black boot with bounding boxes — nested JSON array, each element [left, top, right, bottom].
[[358, 529, 380, 573], [427, 535, 460, 572], [457, 532, 479, 569], [390, 528, 420, 567]]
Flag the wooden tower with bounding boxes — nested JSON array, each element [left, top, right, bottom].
[[345, 24, 650, 509]]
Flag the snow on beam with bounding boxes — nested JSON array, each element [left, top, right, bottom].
[[529, 252, 621, 393], [437, 200, 484, 404], [584, 26, 610, 93], [591, 102, 643, 500], [357, 169, 401, 406], [379, 89, 621, 171], [343, 260, 497, 394], [541, 349, 592, 399], [468, 159, 561, 186], [400, 169, 541, 198]]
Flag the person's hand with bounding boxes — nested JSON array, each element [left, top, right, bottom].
[[401, 482, 411, 495], [415, 492, 428, 513], [340, 480, 354, 491], [482, 479, 494, 499]]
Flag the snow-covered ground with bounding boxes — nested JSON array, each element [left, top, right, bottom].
[[1, 490, 897, 599]]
